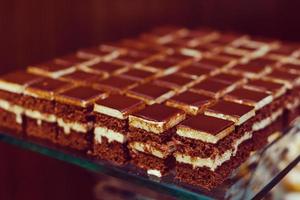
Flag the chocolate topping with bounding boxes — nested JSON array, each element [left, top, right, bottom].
[[167, 91, 213, 109], [127, 83, 173, 102], [55, 86, 107, 107], [94, 76, 137, 93], [245, 79, 286, 94], [119, 69, 155, 82], [95, 94, 145, 116], [0, 70, 42, 86], [191, 78, 232, 98], [132, 104, 185, 123], [178, 114, 234, 136], [28, 61, 72, 73], [154, 73, 194, 90], [146, 59, 178, 70], [266, 69, 299, 84], [206, 100, 255, 119], [178, 65, 212, 78], [196, 58, 229, 69], [212, 73, 244, 84], [60, 70, 103, 84], [87, 62, 126, 74], [25, 78, 72, 99], [225, 88, 271, 104]]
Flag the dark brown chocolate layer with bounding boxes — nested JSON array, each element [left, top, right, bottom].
[[178, 114, 234, 136], [0, 90, 23, 105], [95, 113, 127, 134], [0, 108, 23, 133], [56, 127, 92, 151], [130, 150, 175, 175], [128, 127, 174, 144], [25, 117, 57, 142], [21, 95, 55, 114], [92, 138, 129, 165], [55, 102, 93, 123]]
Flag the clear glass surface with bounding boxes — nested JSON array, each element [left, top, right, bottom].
[[0, 126, 299, 200]]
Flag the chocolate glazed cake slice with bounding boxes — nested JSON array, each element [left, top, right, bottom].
[[92, 94, 145, 165], [174, 114, 240, 190], [265, 69, 300, 126], [175, 100, 255, 190], [54, 86, 107, 151], [23, 78, 72, 141], [128, 104, 186, 177], [0, 71, 42, 132]]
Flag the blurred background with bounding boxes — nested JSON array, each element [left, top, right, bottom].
[[1, 1, 300, 199]]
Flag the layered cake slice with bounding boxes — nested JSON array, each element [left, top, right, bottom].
[[166, 90, 214, 115], [174, 114, 247, 190], [92, 94, 145, 165], [0, 71, 42, 132], [127, 83, 176, 105], [265, 69, 300, 126], [54, 86, 107, 150], [128, 104, 186, 177], [223, 87, 284, 149], [191, 78, 236, 99], [23, 78, 72, 141]]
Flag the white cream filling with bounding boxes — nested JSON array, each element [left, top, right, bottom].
[[0, 81, 24, 94], [147, 169, 162, 177], [57, 118, 92, 134], [176, 124, 235, 144], [0, 99, 24, 124], [129, 142, 170, 159], [175, 131, 253, 171], [94, 126, 126, 144], [252, 109, 283, 131], [25, 109, 56, 123], [205, 109, 255, 126], [94, 104, 125, 120]]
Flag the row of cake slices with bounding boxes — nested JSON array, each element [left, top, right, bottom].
[[0, 56, 299, 178]]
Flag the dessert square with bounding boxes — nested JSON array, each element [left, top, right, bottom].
[[22, 78, 72, 140], [93, 94, 145, 164], [224, 87, 273, 110], [77, 46, 120, 60], [27, 60, 77, 78], [244, 79, 287, 98], [94, 76, 137, 94], [142, 59, 180, 74], [119, 69, 156, 83], [265, 69, 300, 88], [166, 90, 214, 115], [129, 104, 186, 134], [190, 78, 235, 99], [177, 63, 214, 80], [196, 57, 232, 70], [204, 100, 255, 126], [54, 86, 107, 150], [211, 72, 246, 86], [82, 61, 128, 76], [126, 83, 176, 105], [24, 78, 72, 100], [153, 73, 195, 92], [176, 114, 235, 143], [231, 58, 273, 78], [60, 70, 104, 86]]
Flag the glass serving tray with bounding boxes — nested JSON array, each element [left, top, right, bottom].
[[0, 125, 299, 200]]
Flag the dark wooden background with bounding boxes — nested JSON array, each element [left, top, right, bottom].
[[1, 1, 300, 199]]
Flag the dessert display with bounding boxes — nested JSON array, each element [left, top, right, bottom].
[[1, 26, 300, 190]]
